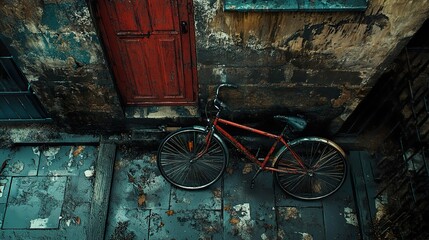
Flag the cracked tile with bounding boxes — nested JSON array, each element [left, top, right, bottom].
[[38, 146, 97, 176], [2, 176, 67, 229], [105, 208, 150, 240], [277, 206, 325, 240], [0, 177, 11, 204], [223, 159, 277, 240], [112, 150, 169, 209], [171, 183, 222, 210], [149, 209, 222, 239], [0, 204, 5, 228], [0, 147, 40, 176]]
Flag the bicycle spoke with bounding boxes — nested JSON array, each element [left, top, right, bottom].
[[165, 163, 191, 183], [275, 138, 346, 200], [157, 128, 228, 189], [279, 174, 306, 192]]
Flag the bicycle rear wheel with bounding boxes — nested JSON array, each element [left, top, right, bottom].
[[157, 127, 228, 189], [273, 137, 347, 200]]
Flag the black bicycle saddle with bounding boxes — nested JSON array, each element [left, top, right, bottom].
[[274, 115, 307, 132]]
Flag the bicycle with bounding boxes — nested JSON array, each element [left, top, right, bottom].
[[157, 84, 347, 200]]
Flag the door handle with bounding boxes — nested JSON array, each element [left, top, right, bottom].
[[181, 21, 188, 34]]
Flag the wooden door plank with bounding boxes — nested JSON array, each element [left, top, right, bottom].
[[96, 0, 197, 105]]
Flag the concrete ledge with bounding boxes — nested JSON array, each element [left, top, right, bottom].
[[1, 125, 100, 145]]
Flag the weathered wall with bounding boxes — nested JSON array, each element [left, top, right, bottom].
[[0, 0, 123, 131], [0, 0, 428, 134], [193, 0, 429, 133]]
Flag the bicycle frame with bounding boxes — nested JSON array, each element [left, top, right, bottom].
[[206, 116, 306, 174], [157, 84, 347, 199]]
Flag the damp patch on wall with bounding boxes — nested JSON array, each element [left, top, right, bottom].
[[224, 0, 368, 12]]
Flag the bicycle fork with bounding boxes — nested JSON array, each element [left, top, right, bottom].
[[192, 125, 215, 160]]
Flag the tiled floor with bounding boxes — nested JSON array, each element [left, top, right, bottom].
[[106, 146, 361, 240], [0, 145, 97, 239], [0, 143, 367, 239]]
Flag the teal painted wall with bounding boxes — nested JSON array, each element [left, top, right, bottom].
[[0, 0, 123, 131]]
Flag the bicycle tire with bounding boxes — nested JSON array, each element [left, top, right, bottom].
[[157, 127, 229, 189], [273, 137, 347, 200]]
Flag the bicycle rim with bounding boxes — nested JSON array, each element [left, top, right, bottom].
[[157, 128, 228, 189], [274, 137, 347, 200]]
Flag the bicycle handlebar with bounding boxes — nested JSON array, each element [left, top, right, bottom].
[[215, 83, 238, 97], [214, 83, 239, 111]]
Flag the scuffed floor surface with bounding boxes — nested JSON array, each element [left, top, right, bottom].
[[0, 145, 97, 239], [107, 146, 361, 240]]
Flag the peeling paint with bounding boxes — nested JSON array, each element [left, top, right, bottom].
[[343, 207, 359, 226], [212, 66, 228, 83], [299, 232, 314, 240], [32, 147, 41, 156], [279, 207, 300, 220], [195, 0, 429, 133], [84, 166, 95, 178], [0, 0, 428, 133], [0, 0, 122, 131], [43, 147, 61, 161], [30, 218, 49, 229], [332, 87, 352, 108], [231, 203, 255, 240], [10, 161, 24, 174], [375, 194, 388, 221]]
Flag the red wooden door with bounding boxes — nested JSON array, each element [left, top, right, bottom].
[[96, 0, 197, 105]]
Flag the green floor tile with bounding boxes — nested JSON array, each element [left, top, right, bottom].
[[106, 208, 151, 240], [277, 206, 325, 240], [0, 177, 11, 204], [112, 151, 170, 210], [38, 146, 97, 176], [149, 209, 222, 240], [0, 147, 40, 176], [3, 176, 67, 229]]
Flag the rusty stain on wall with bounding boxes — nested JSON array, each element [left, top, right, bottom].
[[194, 0, 429, 132], [195, 0, 428, 72], [0, 0, 428, 132]]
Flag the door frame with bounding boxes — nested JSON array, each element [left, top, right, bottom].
[[93, 0, 198, 106]]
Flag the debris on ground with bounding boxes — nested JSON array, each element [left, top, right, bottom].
[[110, 221, 136, 240], [10, 160, 24, 174], [84, 167, 95, 178]]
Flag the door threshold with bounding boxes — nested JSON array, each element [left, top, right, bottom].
[[125, 106, 199, 119]]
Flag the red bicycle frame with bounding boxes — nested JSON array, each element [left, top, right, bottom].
[[207, 117, 306, 173]]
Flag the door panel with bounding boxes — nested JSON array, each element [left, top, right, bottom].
[[148, 0, 177, 31], [96, 0, 197, 105], [157, 37, 183, 98], [119, 39, 155, 99]]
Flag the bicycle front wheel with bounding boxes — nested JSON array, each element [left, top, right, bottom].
[[157, 127, 228, 190], [273, 137, 347, 200]]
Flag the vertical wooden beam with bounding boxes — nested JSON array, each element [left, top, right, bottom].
[[87, 140, 116, 239]]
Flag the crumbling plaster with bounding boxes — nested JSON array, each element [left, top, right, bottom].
[[193, 0, 429, 132], [0, 0, 123, 131], [195, 0, 428, 73], [0, 0, 428, 133]]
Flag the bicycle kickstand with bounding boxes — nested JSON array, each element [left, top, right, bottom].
[[250, 168, 263, 189]]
